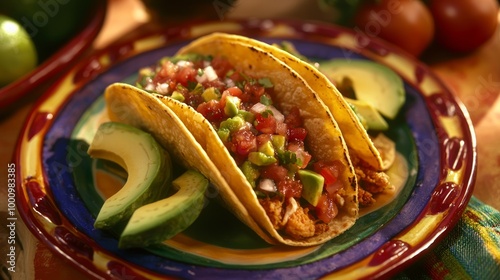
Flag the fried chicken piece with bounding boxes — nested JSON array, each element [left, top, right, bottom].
[[352, 155, 393, 206], [284, 207, 316, 240], [358, 188, 375, 207], [259, 197, 283, 230], [356, 167, 392, 194], [314, 223, 330, 236]]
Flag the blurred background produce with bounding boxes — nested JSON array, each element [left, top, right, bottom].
[[0, 15, 37, 87], [141, 0, 237, 22], [1, 0, 96, 61], [320, 0, 499, 57], [0, 0, 97, 87]]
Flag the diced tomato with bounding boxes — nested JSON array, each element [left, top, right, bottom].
[[219, 87, 240, 108], [287, 127, 307, 142], [261, 164, 288, 183], [285, 107, 303, 128], [227, 86, 243, 97], [314, 161, 343, 180], [255, 113, 277, 134], [229, 71, 244, 84], [210, 56, 233, 77], [318, 167, 337, 185], [244, 82, 266, 103], [276, 122, 288, 136], [175, 66, 197, 86], [313, 160, 344, 196], [316, 194, 338, 223], [196, 100, 225, 124], [288, 142, 312, 168], [230, 129, 257, 157], [158, 61, 177, 79], [325, 180, 342, 197], [278, 178, 303, 199], [185, 93, 204, 108], [203, 79, 226, 93], [256, 134, 272, 147]]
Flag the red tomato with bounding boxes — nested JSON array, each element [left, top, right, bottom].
[[287, 127, 307, 142], [429, 0, 499, 52], [315, 194, 338, 223], [255, 113, 277, 134], [196, 100, 225, 123], [230, 129, 257, 157], [277, 178, 303, 199], [284, 107, 303, 128], [354, 0, 435, 57], [261, 164, 289, 183], [175, 66, 197, 86]]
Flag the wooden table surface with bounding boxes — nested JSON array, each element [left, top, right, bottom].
[[1, 0, 499, 279]]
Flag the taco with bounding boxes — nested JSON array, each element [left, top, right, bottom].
[[105, 83, 276, 245], [186, 33, 394, 207], [107, 35, 359, 246]]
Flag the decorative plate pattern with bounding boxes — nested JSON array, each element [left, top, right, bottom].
[[14, 19, 476, 279]]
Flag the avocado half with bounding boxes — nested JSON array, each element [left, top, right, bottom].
[[319, 59, 405, 120], [88, 122, 173, 233], [119, 169, 208, 248]]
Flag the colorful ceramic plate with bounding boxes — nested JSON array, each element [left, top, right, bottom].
[[0, 0, 107, 110], [14, 19, 476, 279]]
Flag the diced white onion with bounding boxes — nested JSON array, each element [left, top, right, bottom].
[[176, 60, 193, 68], [250, 102, 267, 113], [259, 178, 277, 192], [195, 65, 218, 83], [204, 66, 218, 81], [155, 83, 169, 94], [282, 197, 298, 225], [268, 105, 285, 123], [335, 193, 345, 207], [225, 78, 235, 88], [250, 103, 285, 123]]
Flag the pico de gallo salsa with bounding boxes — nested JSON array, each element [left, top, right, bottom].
[[136, 54, 347, 239]]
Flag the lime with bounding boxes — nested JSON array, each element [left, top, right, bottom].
[[0, 0, 95, 61], [0, 15, 38, 87]]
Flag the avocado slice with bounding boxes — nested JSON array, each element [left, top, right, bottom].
[[119, 170, 208, 248], [319, 59, 405, 119], [88, 122, 172, 233], [298, 170, 325, 207], [224, 95, 241, 117], [248, 151, 277, 166], [346, 98, 389, 131]]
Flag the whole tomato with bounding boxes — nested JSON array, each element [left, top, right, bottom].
[[429, 0, 499, 53], [354, 0, 435, 57]]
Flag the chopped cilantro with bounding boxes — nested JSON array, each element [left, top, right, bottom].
[[261, 109, 274, 118], [278, 150, 297, 165], [258, 78, 273, 88], [187, 81, 198, 91], [260, 95, 272, 106], [225, 69, 235, 77]]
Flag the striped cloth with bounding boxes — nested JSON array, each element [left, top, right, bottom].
[[395, 196, 500, 280]]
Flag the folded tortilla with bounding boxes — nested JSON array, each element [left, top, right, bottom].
[[105, 83, 276, 245], [105, 35, 359, 246], [189, 33, 385, 171]]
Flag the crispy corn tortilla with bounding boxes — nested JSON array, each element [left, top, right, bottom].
[[189, 33, 384, 171], [148, 37, 359, 246], [105, 83, 276, 245]]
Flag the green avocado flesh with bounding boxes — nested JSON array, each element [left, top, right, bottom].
[[346, 98, 389, 131], [88, 122, 172, 234], [298, 170, 324, 207], [119, 170, 208, 248], [319, 59, 405, 119]]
